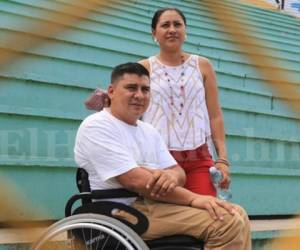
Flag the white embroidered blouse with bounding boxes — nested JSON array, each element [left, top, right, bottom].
[[142, 55, 212, 151]]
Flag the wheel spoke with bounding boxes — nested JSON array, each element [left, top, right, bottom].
[[31, 214, 149, 250]]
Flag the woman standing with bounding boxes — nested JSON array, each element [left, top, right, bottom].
[[85, 8, 230, 197]]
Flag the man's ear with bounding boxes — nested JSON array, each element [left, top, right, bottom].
[[107, 84, 114, 99]]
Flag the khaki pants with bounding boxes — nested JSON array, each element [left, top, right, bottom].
[[130, 199, 252, 250]]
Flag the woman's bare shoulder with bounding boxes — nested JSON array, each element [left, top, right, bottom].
[[138, 59, 150, 71], [197, 55, 211, 67]]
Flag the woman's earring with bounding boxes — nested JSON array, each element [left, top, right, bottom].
[[154, 38, 158, 43], [185, 34, 187, 40]]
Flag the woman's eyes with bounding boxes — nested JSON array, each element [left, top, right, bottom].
[[160, 22, 183, 28]]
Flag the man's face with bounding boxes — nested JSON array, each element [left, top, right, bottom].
[[108, 73, 150, 125]]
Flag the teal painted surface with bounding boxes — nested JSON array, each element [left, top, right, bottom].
[[232, 170, 300, 214], [0, 0, 300, 223], [0, 166, 76, 220]]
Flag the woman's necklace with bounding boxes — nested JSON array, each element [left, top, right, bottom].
[[161, 54, 187, 116]]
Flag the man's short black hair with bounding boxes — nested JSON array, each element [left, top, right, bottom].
[[111, 62, 150, 84]]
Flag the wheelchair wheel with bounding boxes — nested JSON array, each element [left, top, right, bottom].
[[31, 213, 149, 250], [150, 247, 200, 250]]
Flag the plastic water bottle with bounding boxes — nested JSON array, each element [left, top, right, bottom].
[[209, 166, 232, 201]]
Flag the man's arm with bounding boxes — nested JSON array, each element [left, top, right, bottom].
[[116, 167, 235, 220], [164, 165, 186, 186], [145, 127, 186, 196], [143, 164, 186, 197]]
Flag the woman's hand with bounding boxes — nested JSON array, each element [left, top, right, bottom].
[[84, 88, 110, 111], [215, 162, 230, 189]]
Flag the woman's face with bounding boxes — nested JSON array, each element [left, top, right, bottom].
[[152, 10, 186, 51]]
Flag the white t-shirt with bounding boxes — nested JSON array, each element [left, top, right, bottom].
[[74, 109, 176, 205]]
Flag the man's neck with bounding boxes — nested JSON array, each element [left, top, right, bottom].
[[106, 108, 138, 126]]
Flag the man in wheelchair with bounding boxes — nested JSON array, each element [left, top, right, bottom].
[[74, 62, 251, 250]]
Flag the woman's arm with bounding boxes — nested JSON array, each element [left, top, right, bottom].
[[199, 56, 230, 189]]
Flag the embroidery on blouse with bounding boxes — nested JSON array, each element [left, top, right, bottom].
[[143, 55, 211, 150]]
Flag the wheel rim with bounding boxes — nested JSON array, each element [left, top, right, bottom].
[[33, 222, 137, 250]]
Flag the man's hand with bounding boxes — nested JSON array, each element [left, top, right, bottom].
[[215, 162, 230, 189], [145, 168, 178, 197], [190, 195, 236, 220]]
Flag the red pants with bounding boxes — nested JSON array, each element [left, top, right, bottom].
[[170, 144, 216, 197]]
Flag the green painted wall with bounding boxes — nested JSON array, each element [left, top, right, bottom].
[[0, 0, 300, 223]]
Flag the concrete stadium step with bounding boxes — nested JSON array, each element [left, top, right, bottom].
[[0, 217, 300, 249], [251, 217, 300, 232]]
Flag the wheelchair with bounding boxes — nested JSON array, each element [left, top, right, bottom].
[[31, 168, 204, 250]]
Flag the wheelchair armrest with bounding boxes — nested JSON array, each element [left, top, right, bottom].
[[72, 201, 149, 235], [65, 189, 139, 217], [65, 192, 92, 217], [65, 189, 148, 235], [91, 188, 139, 199]]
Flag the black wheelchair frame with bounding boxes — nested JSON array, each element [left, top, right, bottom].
[[32, 168, 204, 250]]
